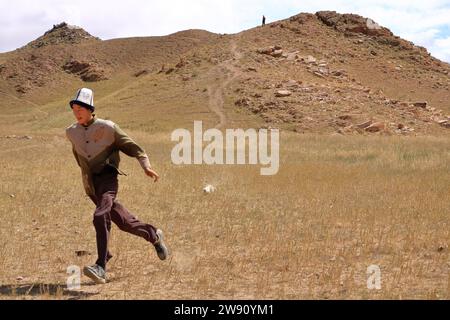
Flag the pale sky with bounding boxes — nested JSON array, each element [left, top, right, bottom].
[[1, 0, 450, 62]]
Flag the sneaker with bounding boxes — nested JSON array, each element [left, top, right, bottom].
[[154, 229, 169, 260], [83, 264, 106, 284]]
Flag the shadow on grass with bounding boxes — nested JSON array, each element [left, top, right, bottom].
[[0, 283, 98, 300]]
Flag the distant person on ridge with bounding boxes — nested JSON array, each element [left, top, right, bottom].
[[66, 88, 169, 284], [262, 15, 266, 27]]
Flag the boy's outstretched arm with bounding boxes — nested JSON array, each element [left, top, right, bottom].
[[114, 124, 160, 182]]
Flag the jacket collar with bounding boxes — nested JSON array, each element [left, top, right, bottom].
[[81, 115, 96, 128]]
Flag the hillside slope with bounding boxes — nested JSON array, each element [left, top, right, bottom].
[[0, 12, 449, 136]]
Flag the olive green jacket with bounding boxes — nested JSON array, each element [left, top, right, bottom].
[[66, 116, 151, 197]]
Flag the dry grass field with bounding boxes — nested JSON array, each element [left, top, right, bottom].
[[0, 128, 448, 299]]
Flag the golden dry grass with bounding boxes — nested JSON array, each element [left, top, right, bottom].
[[0, 129, 448, 300]]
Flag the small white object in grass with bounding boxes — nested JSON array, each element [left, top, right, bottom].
[[203, 185, 216, 194]]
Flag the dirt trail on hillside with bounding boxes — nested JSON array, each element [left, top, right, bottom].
[[206, 37, 243, 129]]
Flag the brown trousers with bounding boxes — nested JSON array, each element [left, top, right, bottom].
[[89, 165, 158, 270]]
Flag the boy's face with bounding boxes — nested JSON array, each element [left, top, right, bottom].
[[72, 104, 93, 125]]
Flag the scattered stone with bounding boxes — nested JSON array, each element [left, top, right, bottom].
[[4, 135, 33, 140], [285, 80, 300, 88], [337, 125, 355, 134], [365, 122, 385, 132], [413, 101, 428, 108], [134, 69, 149, 77], [15, 85, 29, 94], [335, 119, 348, 127], [271, 50, 283, 58], [175, 58, 186, 69], [357, 120, 372, 129], [338, 115, 352, 120], [235, 98, 251, 107], [257, 46, 275, 55], [75, 250, 91, 257], [16, 276, 24, 281], [157, 65, 166, 74], [275, 90, 292, 97], [438, 120, 450, 128], [399, 102, 409, 108], [317, 67, 329, 75], [304, 55, 317, 64], [313, 71, 326, 78], [332, 70, 345, 77], [284, 52, 299, 61]]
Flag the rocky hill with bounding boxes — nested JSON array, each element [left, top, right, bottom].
[[25, 22, 100, 49], [0, 12, 448, 136]]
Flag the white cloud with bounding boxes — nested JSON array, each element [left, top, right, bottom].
[[432, 36, 450, 62], [0, 0, 449, 62]]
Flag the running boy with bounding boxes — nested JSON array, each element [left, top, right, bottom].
[[66, 88, 168, 284]]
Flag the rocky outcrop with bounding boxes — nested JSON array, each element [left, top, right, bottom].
[[314, 11, 421, 52], [316, 11, 392, 37], [63, 59, 108, 82]]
